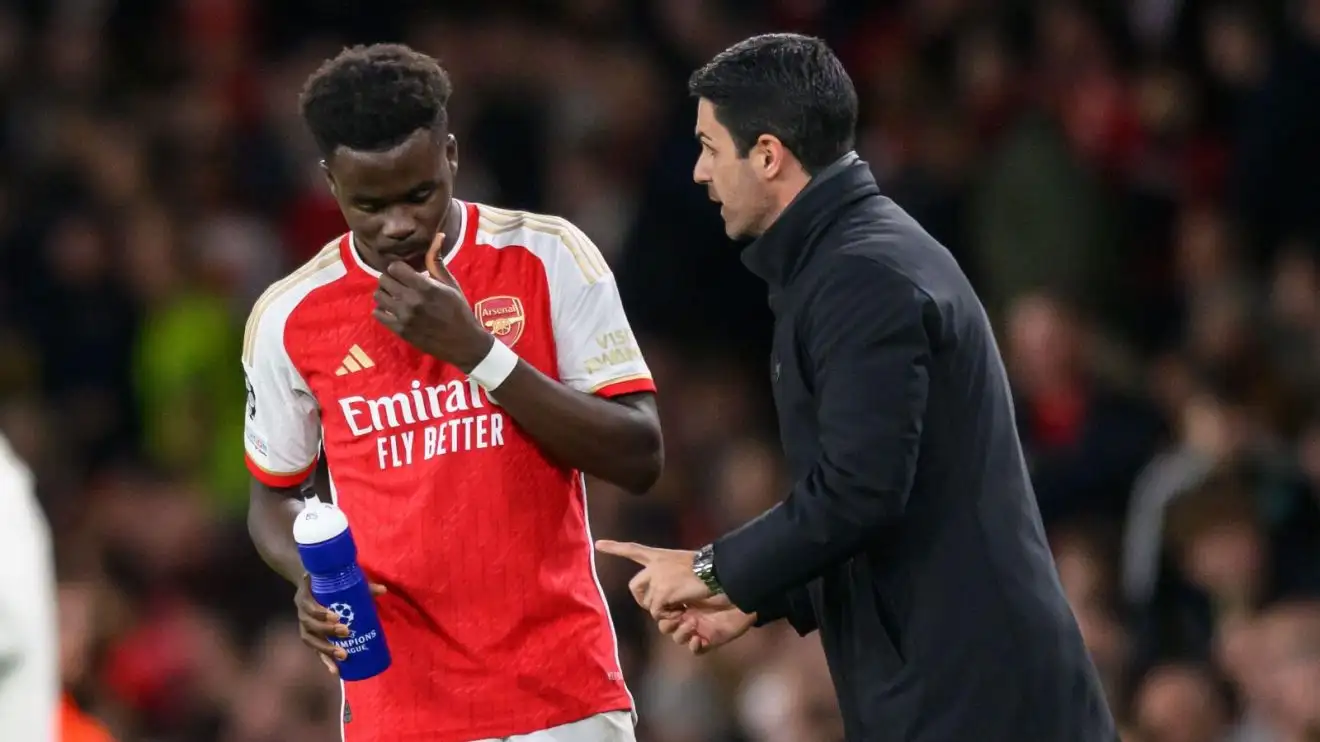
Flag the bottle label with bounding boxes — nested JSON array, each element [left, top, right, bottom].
[[324, 599, 382, 656], [309, 565, 390, 680]]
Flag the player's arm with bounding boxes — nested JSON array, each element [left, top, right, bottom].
[[711, 258, 931, 614], [241, 310, 322, 586], [475, 376, 660, 493], [483, 229, 661, 492], [249, 481, 309, 584], [379, 228, 662, 492]]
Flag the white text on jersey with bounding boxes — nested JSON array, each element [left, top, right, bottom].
[[338, 380, 506, 470]]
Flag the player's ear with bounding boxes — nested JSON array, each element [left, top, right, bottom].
[[320, 159, 339, 198], [445, 133, 459, 179]]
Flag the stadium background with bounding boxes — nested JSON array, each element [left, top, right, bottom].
[[2, 0, 1320, 740]]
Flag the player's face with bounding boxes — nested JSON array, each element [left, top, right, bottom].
[[325, 128, 458, 272], [693, 98, 774, 240]]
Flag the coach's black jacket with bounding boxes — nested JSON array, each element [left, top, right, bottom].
[[711, 154, 1116, 742]]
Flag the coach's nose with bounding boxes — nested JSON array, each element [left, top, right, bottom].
[[693, 155, 711, 185]]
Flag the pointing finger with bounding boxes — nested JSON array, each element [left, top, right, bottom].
[[595, 540, 654, 565]]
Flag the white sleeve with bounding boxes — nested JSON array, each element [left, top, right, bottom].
[[0, 435, 57, 742], [242, 303, 321, 488], [546, 225, 656, 397]]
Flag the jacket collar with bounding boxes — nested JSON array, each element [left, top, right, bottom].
[[740, 152, 879, 290]]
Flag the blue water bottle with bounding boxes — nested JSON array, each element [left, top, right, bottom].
[[294, 498, 392, 681]]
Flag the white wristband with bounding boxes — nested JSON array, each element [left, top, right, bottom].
[[467, 339, 519, 391]]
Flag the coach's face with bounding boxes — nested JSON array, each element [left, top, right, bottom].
[[693, 98, 775, 240], [324, 127, 458, 272]]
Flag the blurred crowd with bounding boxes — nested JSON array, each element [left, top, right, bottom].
[[2, 0, 1319, 741]]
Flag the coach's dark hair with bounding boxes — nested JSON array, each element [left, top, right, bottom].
[[300, 43, 453, 157], [688, 33, 857, 175]]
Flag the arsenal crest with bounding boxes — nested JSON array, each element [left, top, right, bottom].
[[475, 296, 526, 348]]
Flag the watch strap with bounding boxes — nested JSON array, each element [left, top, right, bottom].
[[693, 544, 724, 595]]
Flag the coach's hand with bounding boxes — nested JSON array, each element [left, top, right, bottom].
[[595, 540, 713, 618], [658, 595, 756, 655], [296, 574, 387, 675], [373, 232, 493, 372]]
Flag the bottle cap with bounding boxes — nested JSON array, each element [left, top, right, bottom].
[[293, 498, 350, 545]]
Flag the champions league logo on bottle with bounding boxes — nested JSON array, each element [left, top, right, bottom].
[[330, 602, 356, 634]]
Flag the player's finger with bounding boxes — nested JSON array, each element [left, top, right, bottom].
[[299, 608, 346, 638], [689, 636, 708, 654], [319, 653, 340, 676], [377, 271, 409, 298], [373, 307, 402, 332], [369, 583, 388, 596], [300, 627, 347, 661], [373, 285, 399, 309], [325, 612, 351, 637], [657, 617, 681, 635], [385, 259, 432, 289], [425, 233, 459, 289], [595, 540, 653, 565], [297, 577, 334, 621]]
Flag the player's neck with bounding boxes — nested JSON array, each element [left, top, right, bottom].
[[434, 198, 463, 259]]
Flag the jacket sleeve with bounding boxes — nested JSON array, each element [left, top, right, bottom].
[[714, 256, 932, 614], [750, 585, 819, 636]]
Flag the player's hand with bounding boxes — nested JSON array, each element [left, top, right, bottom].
[[373, 232, 494, 372], [657, 595, 756, 655], [595, 540, 712, 618], [295, 574, 387, 675]]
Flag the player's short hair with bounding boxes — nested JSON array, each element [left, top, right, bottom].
[[300, 43, 453, 157], [688, 33, 858, 175]]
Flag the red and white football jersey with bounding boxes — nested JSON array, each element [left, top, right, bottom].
[[241, 201, 652, 742]]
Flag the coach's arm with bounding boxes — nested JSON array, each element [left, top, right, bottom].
[[749, 586, 819, 636], [712, 257, 931, 615]]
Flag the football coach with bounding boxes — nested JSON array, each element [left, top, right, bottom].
[[597, 33, 1117, 742]]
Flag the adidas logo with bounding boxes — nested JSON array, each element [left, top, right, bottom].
[[335, 345, 376, 376]]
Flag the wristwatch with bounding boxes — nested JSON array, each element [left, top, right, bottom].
[[692, 544, 724, 596]]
